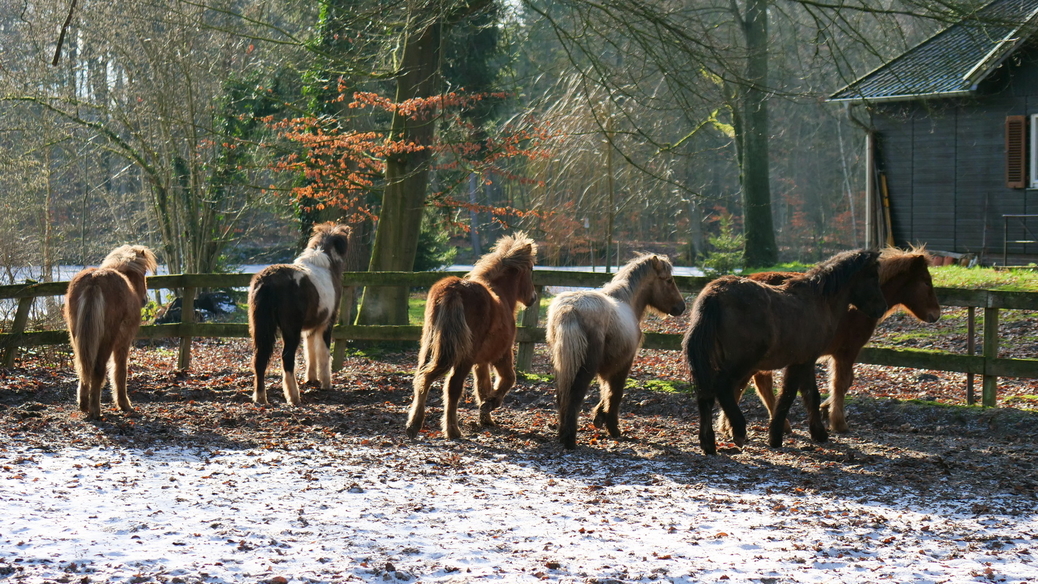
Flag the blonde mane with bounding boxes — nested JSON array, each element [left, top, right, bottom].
[[99, 245, 158, 277], [467, 232, 537, 282]]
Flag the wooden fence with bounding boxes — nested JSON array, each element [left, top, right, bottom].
[[2, 271, 1037, 407]]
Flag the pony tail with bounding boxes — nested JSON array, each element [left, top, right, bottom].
[[682, 292, 723, 396], [548, 311, 589, 405], [72, 286, 106, 379], [421, 292, 472, 374]]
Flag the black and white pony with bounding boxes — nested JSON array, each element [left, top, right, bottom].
[[248, 222, 350, 405]]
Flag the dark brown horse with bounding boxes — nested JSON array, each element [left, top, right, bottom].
[[406, 232, 538, 439], [683, 249, 887, 455], [64, 245, 158, 420], [546, 254, 686, 450], [725, 247, 940, 435], [248, 222, 350, 406]]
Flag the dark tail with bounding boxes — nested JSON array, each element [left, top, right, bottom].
[[249, 283, 279, 372], [682, 292, 724, 398]]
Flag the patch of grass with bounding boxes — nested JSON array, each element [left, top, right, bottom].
[[742, 262, 813, 275], [519, 371, 553, 384], [931, 265, 1038, 291], [633, 378, 687, 394]]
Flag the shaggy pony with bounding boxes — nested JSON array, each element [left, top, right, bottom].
[[248, 222, 350, 405], [64, 245, 158, 420]]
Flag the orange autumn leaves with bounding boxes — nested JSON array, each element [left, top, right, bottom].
[[266, 87, 555, 226]]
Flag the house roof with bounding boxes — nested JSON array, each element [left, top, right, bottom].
[[830, 0, 1038, 102]]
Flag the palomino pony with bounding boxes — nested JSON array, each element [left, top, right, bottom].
[[248, 222, 350, 406], [64, 245, 158, 420], [683, 249, 887, 455], [406, 232, 538, 439], [547, 254, 686, 450], [722, 247, 940, 435]]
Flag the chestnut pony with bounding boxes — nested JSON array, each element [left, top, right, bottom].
[[683, 249, 887, 455], [406, 232, 537, 439], [248, 222, 350, 406], [64, 245, 157, 420], [720, 246, 940, 435], [547, 254, 686, 450]]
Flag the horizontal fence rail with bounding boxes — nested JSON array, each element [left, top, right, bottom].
[[1, 271, 1036, 407]]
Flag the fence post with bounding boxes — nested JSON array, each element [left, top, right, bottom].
[[332, 286, 356, 371], [177, 286, 196, 370], [966, 306, 976, 405], [982, 304, 999, 407], [516, 285, 543, 373], [1, 296, 34, 367]]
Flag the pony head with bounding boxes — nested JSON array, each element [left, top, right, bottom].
[[100, 245, 158, 277], [611, 253, 686, 317], [879, 245, 940, 323], [305, 222, 351, 266], [470, 232, 538, 307]]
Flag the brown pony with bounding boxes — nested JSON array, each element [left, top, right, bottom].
[[722, 246, 940, 434], [64, 245, 158, 420], [406, 232, 537, 439], [683, 249, 887, 455], [547, 254, 686, 450], [248, 222, 350, 406]]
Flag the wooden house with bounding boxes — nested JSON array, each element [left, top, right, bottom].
[[830, 0, 1038, 265]]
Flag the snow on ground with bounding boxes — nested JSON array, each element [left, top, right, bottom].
[[1, 437, 1035, 584]]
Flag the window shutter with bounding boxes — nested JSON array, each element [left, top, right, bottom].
[[1006, 115, 1026, 189]]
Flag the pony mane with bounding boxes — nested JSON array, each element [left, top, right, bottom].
[[468, 232, 537, 281], [878, 245, 930, 284], [99, 245, 157, 276], [803, 249, 879, 298], [604, 253, 672, 300]]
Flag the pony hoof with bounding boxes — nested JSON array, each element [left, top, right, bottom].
[[405, 425, 421, 439], [592, 411, 606, 429], [811, 429, 829, 443], [478, 415, 498, 428], [733, 435, 746, 448], [444, 427, 462, 440]]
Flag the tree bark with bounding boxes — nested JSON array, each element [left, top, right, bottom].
[[740, 0, 778, 267], [356, 12, 443, 325]]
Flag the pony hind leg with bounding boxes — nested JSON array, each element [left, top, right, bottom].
[[250, 323, 277, 405], [591, 362, 632, 440], [557, 341, 602, 450], [713, 373, 749, 448], [280, 328, 303, 406], [478, 354, 517, 427], [109, 344, 134, 413], [473, 364, 497, 427], [797, 364, 829, 444], [442, 364, 473, 439], [406, 361, 451, 438], [302, 324, 332, 389], [821, 357, 853, 433]]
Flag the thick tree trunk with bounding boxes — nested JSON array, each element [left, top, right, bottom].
[[740, 0, 778, 267], [356, 15, 442, 325]]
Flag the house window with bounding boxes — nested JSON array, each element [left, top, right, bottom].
[[1006, 115, 1026, 189]]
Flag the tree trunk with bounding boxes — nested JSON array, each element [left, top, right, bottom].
[[356, 13, 443, 325], [740, 0, 778, 267]]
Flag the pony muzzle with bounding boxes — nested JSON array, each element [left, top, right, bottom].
[[669, 302, 687, 317]]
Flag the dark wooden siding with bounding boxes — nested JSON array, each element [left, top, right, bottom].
[[875, 112, 914, 248], [911, 113, 957, 250]]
